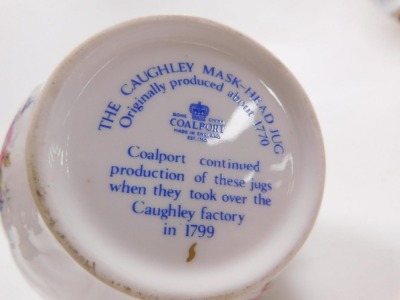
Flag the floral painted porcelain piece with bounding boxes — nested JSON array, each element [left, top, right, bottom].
[[0, 16, 325, 300]]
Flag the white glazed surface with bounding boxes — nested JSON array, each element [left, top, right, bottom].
[[1, 16, 324, 300], [0, 91, 137, 300], [2, 1, 400, 300]]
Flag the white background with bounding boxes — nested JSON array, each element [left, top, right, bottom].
[[1, 0, 400, 299]]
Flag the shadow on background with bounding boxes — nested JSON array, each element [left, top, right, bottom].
[[260, 219, 400, 300]]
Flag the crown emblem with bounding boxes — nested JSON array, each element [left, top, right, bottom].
[[189, 101, 209, 121]]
